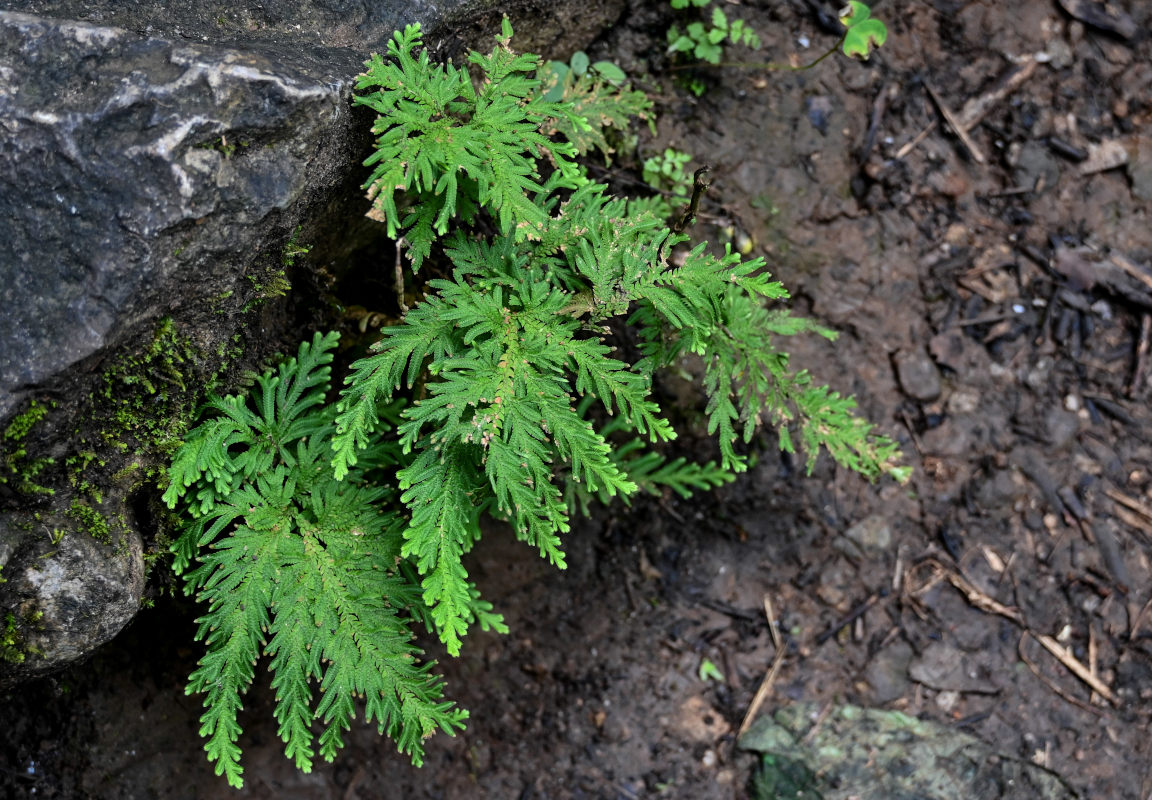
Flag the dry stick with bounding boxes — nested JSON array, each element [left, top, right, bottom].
[[955, 58, 1038, 130], [1105, 488, 1152, 525], [1128, 313, 1151, 398], [1031, 633, 1119, 705], [1113, 506, 1152, 545], [896, 58, 1037, 160], [1110, 252, 1152, 293], [912, 559, 1120, 707], [815, 590, 886, 644], [394, 236, 409, 315], [1088, 624, 1100, 706], [925, 83, 986, 164], [738, 595, 787, 736], [1018, 633, 1107, 717]]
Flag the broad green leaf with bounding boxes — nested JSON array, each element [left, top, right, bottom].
[[839, 2, 888, 60], [570, 50, 590, 76], [592, 60, 627, 83]]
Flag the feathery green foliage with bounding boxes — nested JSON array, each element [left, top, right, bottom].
[[334, 21, 903, 657], [164, 333, 478, 788], [166, 19, 904, 788], [536, 51, 652, 162]]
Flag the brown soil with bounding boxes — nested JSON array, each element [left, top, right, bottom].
[[4, 1, 1152, 798]]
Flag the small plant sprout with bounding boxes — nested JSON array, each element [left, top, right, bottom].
[[668, 1, 888, 73], [698, 658, 725, 682], [839, 2, 888, 59]]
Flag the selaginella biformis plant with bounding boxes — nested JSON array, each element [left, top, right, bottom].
[[162, 19, 904, 788]]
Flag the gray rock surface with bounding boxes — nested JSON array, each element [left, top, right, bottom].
[[742, 703, 1079, 800], [0, 0, 625, 686], [893, 348, 942, 402], [0, 11, 362, 417], [0, 509, 144, 684]]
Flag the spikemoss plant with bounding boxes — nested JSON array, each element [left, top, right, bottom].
[[163, 20, 905, 788]]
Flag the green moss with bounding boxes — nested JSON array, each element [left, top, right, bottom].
[[67, 498, 111, 542], [95, 316, 198, 461], [1, 609, 44, 665], [1, 400, 56, 498], [242, 227, 307, 312]]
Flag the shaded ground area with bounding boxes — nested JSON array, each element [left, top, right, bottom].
[[4, 0, 1152, 797]]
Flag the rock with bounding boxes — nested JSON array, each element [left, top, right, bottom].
[[0, 9, 361, 420], [1044, 406, 1080, 448], [741, 703, 1080, 800], [844, 514, 892, 554], [863, 641, 914, 704], [0, 505, 143, 688], [1011, 140, 1061, 194], [908, 642, 997, 694], [0, 0, 628, 419], [894, 349, 943, 402], [0, 0, 626, 686]]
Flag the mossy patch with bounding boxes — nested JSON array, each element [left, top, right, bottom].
[[0, 400, 55, 498], [1, 607, 44, 665], [94, 316, 198, 460]]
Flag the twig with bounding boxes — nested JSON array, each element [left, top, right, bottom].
[[1128, 313, 1151, 398], [1112, 506, 1152, 545], [860, 83, 891, 163], [815, 589, 887, 644], [894, 123, 936, 159], [924, 559, 1023, 624], [955, 58, 1038, 130], [897, 59, 1036, 161], [1031, 632, 1119, 706], [1018, 634, 1107, 716], [1088, 624, 1100, 706], [739, 595, 786, 736], [800, 701, 834, 744], [925, 83, 986, 164], [671, 166, 712, 234], [393, 236, 409, 315], [1109, 252, 1152, 293], [1104, 488, 1152, 523], [657, 166, 713, 267], [911, 560, 1119, 708]]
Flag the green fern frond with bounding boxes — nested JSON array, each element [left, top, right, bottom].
[[165, 332, 467, 788], [354, 21, 584, 267]]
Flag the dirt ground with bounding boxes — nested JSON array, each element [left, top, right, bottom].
[[4, 0, 1152, 797]]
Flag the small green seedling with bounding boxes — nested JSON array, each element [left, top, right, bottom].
[[667, 1, 762, 66], [539, 51, 629, 102], [839, 2, 888, 59], [698, 658, 725, 683], [668, 1, 888, 74], [631, 147, 696, 221]]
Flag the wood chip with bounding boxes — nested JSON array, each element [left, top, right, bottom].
[[956, 58, 1038, 131], [1079, 139, 1130, 175], [982, 545, 1005, 573], [1104, 488, 1152, 522]]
